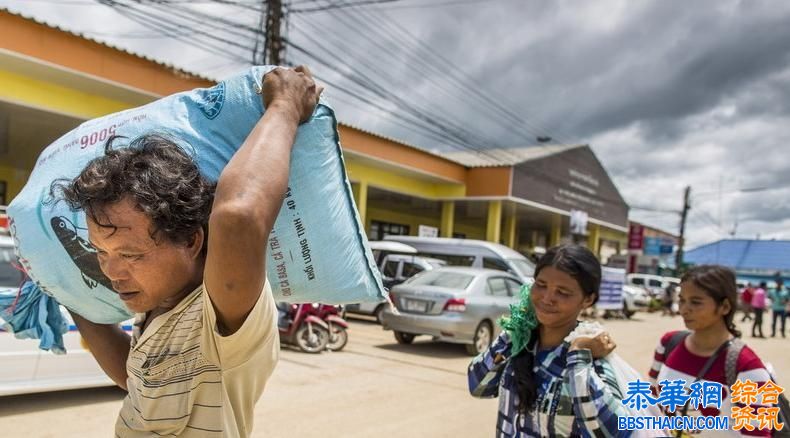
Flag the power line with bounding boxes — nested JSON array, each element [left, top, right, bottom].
[[342, 1, 583, 148], [98, 0, 579, 170], [287, 13, 515, 150], [285, 38, 508, 158], [630, 205, 680, 214], [369, 0, 502, 9], [92, 0, 623, 209], [288, 0, 401, 13], [291, 1, 536, 164], [693, 183, 790, 200], [96, 0, 254, 62], [289, 7, 631, 207]]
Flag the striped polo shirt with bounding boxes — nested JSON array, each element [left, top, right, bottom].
[[115, 281, 279, 437]]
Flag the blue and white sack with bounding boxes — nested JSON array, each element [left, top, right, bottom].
[[6, 65, 385, 328]]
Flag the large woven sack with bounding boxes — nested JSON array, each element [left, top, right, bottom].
[[8, 65, 385, 324]]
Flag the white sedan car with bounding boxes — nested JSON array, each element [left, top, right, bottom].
[[621, 284, 650, 318], [0, 306, 132, 397]]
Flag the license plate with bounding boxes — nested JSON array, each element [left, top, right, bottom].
[[404, 299, 428, 313]]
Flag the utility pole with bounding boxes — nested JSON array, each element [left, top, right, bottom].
[[265, 0, 284, 65], [676, 186, 691, 273], [252, 0, 285, 65]]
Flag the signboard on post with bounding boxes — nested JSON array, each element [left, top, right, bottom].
[[644, 237, 662, 255], [660, 238, 674, 255], [628, 224, 644, 250], [418, 225, 438, 238], [598, 267, 626, 310]]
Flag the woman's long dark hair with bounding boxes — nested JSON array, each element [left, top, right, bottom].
[[511, 244, 602, 414], [681, 265, 742, 338]]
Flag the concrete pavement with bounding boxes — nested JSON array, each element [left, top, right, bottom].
[[0, 311, 787, 437]]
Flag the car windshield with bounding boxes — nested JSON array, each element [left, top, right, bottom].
[[508, 259, 535, 278], [406, 271, 474, 289], [0, 245, 22, 288]]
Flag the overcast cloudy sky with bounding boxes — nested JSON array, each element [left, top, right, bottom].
[[2, 0, 789, 250]]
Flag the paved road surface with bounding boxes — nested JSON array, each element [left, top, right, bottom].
[[1, 312, 787, 437]]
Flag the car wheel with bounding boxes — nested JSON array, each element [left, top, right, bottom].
[[394, 331, 416, 344], [466, 321, 493, 356]]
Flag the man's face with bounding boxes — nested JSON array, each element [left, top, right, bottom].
[[87, 198, 203, 313]]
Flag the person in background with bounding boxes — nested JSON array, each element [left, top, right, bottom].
[[649, 265, 772, 437], [662, 282, 676, 316], [740, 282, 753, 322], [751, 282, 767, 338], [769, 280, 788, 338], [468, 245, 630, 437]]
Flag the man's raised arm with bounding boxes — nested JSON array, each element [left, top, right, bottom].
[[204, 66, 321, 335]]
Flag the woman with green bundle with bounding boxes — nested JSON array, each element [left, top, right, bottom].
[[468, 244, 659, 437]]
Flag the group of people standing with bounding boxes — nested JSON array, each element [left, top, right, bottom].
[[740, 280, 790, 338], [469, 244, 778, 437]]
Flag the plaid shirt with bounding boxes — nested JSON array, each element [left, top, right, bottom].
[[468, 330, 630, 438]]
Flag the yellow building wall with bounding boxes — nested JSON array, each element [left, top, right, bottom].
[[365, 206, 441, 237], [453, 223, 486, 240], [0, 69, 141, 202], [0, 69, 134, 120], [363, 206, 487, 241], [0, 164, 28, 204], [345, 159, 465, 199], [599, 226, 627, 248]]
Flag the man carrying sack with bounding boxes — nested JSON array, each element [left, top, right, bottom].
[[52, 66, 322, 437]]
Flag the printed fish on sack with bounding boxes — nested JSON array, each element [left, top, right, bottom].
[[51, 216, 113, 291]]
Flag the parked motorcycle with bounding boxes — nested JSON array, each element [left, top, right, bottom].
[[318, 304, 349, 351], [278, 303, 330, 353]]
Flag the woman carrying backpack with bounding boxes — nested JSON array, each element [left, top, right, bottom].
[[649, 265, 773, 436], [468, 244, 635, 437]]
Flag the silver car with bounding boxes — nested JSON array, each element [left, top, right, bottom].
[[622, 284, 650, 318], [381, 267, 523, 355], [346, 253, 446, 323]]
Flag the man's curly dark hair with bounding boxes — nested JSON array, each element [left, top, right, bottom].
[[50, 134, 216, 253]]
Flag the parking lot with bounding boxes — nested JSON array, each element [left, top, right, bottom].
[[1, 311, 789, 437]]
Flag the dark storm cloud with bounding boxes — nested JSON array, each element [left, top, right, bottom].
[[456, 0, 790, 141]]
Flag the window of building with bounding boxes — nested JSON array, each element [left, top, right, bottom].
[[369, 220, 410, 241]]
